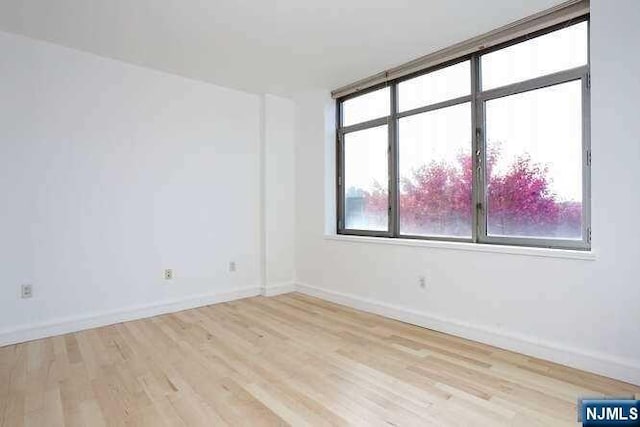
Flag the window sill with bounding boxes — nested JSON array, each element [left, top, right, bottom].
[[324, 234, 596, 261]]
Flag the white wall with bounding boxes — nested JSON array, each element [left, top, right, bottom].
[[0, 31, 263, 343], [264, 94, 296, 294], [293, 0, 640, 385]]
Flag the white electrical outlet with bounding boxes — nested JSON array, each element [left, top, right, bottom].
[[164, 269, 174, 280], [21, 284, 33, 299], [229, 261, 236, 272], [418, 276, 427, 289]]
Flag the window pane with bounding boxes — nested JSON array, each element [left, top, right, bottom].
[[481, 21, 588, 90], [398, 103, 472, 237], [398, 61, 471, 112], [485, 80, 583, 240], [344, 125, 388, 231], [342, 87, 390, 127]]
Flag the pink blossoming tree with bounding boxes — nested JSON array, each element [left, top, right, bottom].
[[352, 146, 582, 238]]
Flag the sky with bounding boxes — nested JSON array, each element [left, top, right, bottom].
[[342, 21, 587, 203]]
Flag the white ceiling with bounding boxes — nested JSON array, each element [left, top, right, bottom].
[[0, 0, 564, 95]]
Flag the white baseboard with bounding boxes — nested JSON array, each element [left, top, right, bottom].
[[0, 286, 261, 347], [262, 282, 296, 297], [295, 282, 640, 386], [5, 281, 637, 386]]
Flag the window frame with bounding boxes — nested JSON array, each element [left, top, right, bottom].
[[336, 15, 591, 250]]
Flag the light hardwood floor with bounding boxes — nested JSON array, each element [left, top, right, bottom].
[[1, 293, 638, 426]]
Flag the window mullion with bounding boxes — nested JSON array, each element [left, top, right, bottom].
[[581, 69, 592, 249], [336, 128, 344, 233], [389, 83, 399, 237], [471, 55, 485, 243]]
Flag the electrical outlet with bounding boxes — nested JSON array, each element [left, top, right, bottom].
[[164, 269, 174, 280], [418, 276, 427, 289], [21, 284, 33, 299], [229, 261, 236, 272]]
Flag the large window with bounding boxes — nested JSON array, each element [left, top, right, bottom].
[[337, 18, 590, 250]]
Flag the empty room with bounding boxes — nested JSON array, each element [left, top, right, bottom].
[[1, 0, 639, 425]]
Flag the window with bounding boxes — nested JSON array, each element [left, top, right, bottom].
[[337, 18, 590, 250], [481, 21, 588, 90], [342, 86, 390, 126], [343, 124, 389, 231], [398, 60, 470, 112], [485, 81, 584, 240], [399, 102, 472, 237]]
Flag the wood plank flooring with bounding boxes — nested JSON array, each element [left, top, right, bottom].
[[1, 293, 638, 426]]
